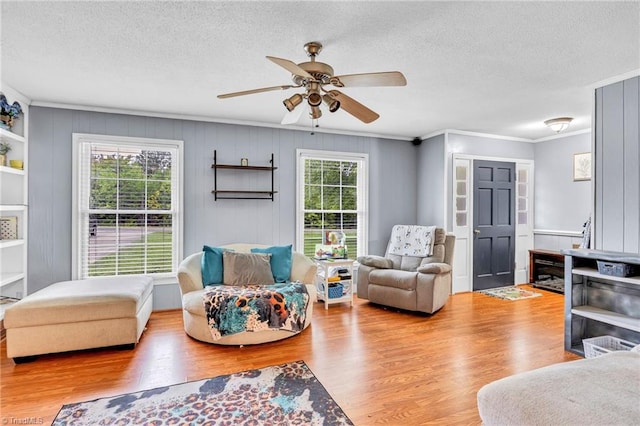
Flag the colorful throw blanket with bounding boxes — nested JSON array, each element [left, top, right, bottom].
[[388, 225, 436, 257], [203, 282, 309, 341]]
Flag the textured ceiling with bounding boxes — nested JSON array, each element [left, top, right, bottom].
[[1, 1, 638, 141]]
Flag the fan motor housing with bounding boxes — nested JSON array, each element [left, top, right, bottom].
[[293, 62, 334, 85]]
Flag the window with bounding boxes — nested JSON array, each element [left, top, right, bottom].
[[296, 149, 368, 259], [72, 134, 183, 282]]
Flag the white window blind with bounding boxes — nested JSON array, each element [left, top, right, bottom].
[[73, 134, 182, 280], [296, 150, 368, 259]]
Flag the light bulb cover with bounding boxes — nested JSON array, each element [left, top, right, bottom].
[[309, 106, 322, 119], [544, 117, 573, 133], [283, 94, 303, 111], [307, 92, 322, 107], [322, 94, 340, 112]]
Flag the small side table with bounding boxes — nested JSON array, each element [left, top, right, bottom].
[[314, 258, 355, 310]]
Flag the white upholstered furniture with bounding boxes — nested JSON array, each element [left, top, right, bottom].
[[177, 243, 317, 345], [477, 350, 640, 425], [4, 276, 153, 362]]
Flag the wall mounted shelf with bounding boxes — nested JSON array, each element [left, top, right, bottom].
[[211, 150, 277, 201]]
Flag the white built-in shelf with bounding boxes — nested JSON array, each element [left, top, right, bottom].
[[0, 272, 24, 288], [572, 267, 640, 286], [0, 128, 26, 143], [0, 239, 24, 249], [571, 305, 640, 333], [0, 165, 24, 176], [0, 205, 26, 212]]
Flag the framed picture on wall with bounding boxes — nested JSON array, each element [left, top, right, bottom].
[[573, 152, 592, 181]]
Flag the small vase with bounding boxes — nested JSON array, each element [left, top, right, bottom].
[[0, 154, 6, 167]]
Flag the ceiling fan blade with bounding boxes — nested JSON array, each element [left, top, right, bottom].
[[281, 104, 305, 125], [266, 56, 314, 79], [217, 85, 296, 99], [331, 71, 407, 87], [329, 90, 380, 124]]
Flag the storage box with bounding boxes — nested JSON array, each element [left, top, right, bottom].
[[582, 335, 636, 358], [596, 260, 638, 277], [0, 216, 17, 239], [328, 283, 344, 299]]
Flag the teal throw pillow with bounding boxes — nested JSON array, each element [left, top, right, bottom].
[[251, 244, 293, 283], [201, 245, 230, 285]]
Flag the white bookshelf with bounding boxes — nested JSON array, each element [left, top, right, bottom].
[[0, 84, 29, 319]]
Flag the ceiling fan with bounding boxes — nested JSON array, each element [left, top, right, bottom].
[[217, 42, 407, 125]]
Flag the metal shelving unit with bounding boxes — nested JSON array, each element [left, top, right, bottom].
[[211, 150, 277, 200]]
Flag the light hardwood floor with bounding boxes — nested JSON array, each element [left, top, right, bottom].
[[1, 286, 578, 424]]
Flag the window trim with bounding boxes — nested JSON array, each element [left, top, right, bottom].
[[295, 149, 369, 258], [71, 133, 184, 284]]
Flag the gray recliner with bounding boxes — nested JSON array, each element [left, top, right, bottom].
[[356, 227, 455, 314]]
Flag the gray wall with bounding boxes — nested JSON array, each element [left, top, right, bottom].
[[533, 132, 591, 250], [416, 134, 445, 227], [28, 107, 418, 308], [595, 76, 640, 253], [445, 132, 535, 231]]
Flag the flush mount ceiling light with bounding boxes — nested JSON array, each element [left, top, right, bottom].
[[544, 117, 573, 133]]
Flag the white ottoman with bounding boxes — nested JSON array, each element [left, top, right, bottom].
[[4, 276, 153, 362]]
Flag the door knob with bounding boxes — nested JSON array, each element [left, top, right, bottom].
[[474, 229, 481, 235]]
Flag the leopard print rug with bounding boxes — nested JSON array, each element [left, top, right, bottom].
[[53, 361, 353, 425]]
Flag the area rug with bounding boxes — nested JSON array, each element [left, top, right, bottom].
[[53, 360, 353, 425], [478, 286, 542, 301]]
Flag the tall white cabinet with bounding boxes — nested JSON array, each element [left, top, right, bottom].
[[0, 85, 29, 320]]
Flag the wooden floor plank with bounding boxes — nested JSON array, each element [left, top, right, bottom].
[[0, 286, 577, 424]]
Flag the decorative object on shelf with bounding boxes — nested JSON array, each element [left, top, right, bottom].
[[573, 152, 592, 181], [0, 141, 11, 166], [544, 116, 573, 133], [0, 94, 23, 131], [9, 159, 23, 170], [241, 158, 248, 166], [0, 216, 18, 239]]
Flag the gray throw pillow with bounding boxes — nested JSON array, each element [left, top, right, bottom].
[[223, 251, 275, 285]]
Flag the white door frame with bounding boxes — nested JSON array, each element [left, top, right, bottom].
[[451, 154, 534, 293]]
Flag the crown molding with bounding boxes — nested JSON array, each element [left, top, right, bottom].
[[533, 128, 591, 143], [443, 129, 533, 142], [29, 101, 409, 141], [588, 69, 640, 90]]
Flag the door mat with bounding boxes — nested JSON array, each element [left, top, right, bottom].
[[478, 286, 543, 301]]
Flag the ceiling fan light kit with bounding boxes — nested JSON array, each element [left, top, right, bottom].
[[218, 41, 407, 126], [544, 117, 573, 133], [283, 93, 303, 112]]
